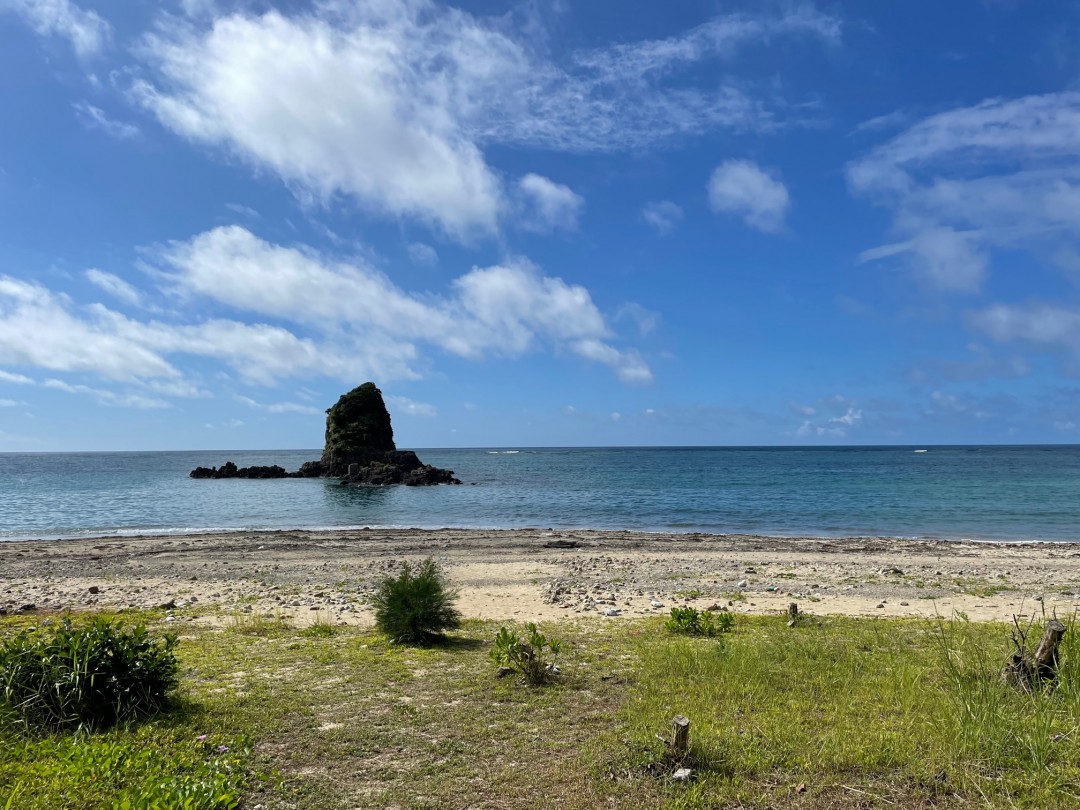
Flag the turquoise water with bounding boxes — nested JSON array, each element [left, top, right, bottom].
[[1, 446, 1079, 542]]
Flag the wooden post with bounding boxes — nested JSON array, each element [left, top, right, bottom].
[[787, 602, 799, 627], [671, 715, 690, 758]]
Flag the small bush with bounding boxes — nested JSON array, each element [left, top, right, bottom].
[[490, 623, 562, 685], [665, 606, 733, 637], [0, 616, 179, 731], [371, 558, 461, 645]]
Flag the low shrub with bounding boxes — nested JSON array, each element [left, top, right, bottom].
[[0, 616, 180, 731], [665, 606, 733, 637], [371, 558, 461, 645], [490, 623, 562, 685]]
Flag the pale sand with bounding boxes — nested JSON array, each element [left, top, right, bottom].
[[1, 528, 1079, 626]]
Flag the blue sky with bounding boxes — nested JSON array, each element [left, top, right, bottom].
[[2, 0, 1080, 451]]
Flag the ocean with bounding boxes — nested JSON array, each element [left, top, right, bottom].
[[1, 446, 1079, 542]]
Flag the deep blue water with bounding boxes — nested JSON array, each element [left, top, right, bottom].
[[1, 446, 1079, 542]]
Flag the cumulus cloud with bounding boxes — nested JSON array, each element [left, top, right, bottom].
[[73, 102, 140, 140], [517, 174, 584, 232], [0, 0, 110, 57], [848, 92, 1080, 292], [133, 3, 838, 238], [0, 226, 653, 394], [707, 160, 790, 232], [641, 200, 683, 235]]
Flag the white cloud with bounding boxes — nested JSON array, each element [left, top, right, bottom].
[[830, 407, 862, 426], [610, 411, 622, 422], [178, 0, 218, 18], [708, 160, 790, 233], [0, 276, 178, 380], [615, 302, 661, 337], [225, 203, 260, 219], [848, 92, 1080, 292], [135, 7, 503, 239], [134, 3, 838, 238], [0, 0, 110, 57], [970, 303, 1080, 367], [641, 201, 683, 235], [407, 242, 438, 267], [387, 395, 437, 417], [0, 226, 653, 390], [236, 395, 321, 415], [73, 102, 140, 139], [0, 370, 33, 384], [517, 174, 584, 232], [0, 399, 16, 407], [43, 378, 170, 409], [85, 269, 142, 306]]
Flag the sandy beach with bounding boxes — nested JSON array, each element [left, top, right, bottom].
[[2, 528, 1078, 626]]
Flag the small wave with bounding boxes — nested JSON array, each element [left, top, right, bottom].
[[913, 449, 928, 453]]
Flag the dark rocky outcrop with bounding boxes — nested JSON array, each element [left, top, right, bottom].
[[190, 382, 460, 486], [189, 462, 290, 479]]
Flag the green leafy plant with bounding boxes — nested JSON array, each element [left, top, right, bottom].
[[0, 616, 180, 731], [371, 558, 461, 645], [665, 606, 733, 637], [490, 623, 563, 685]]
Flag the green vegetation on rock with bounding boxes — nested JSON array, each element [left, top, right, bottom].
[[320, 382, 396, 474]]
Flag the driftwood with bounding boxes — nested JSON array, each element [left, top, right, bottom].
[[1003, 617, 1067, 689]]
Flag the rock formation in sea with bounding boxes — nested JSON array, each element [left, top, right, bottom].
[[189, 382, 460, 486]]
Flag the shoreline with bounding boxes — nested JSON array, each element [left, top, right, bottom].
[[4, 523, 1079, 545], [2, 527, 1078, 626]]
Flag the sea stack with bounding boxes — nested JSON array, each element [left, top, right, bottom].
[[190, 382, 461, 485], [317, 383, 460, 486]]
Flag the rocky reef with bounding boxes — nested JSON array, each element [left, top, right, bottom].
[[190, 382, 460, 486]]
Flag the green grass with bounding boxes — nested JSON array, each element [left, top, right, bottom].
[[954, 577, 1011, 598], [2, 611, 1079, 808]]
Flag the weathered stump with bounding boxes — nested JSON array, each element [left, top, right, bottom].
[[787, 602, 799, 627], [1003, 619, 1067, 689]]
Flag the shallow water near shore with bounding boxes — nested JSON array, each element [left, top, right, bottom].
[[2, 445, 1080, 542]]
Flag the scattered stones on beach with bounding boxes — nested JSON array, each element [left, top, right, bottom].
[[1, 528, 1078, 626]]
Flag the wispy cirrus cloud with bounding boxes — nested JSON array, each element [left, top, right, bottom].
[[848, 92, 1080, 292], [74, 102, 140, 139], [0, 0, 110, 57], [641, 201, 683, 235]]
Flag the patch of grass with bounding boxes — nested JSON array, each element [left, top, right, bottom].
[[954, 578, 1010, 598], [619, 614, 1080, 808], [720, 591, 746, 603], [0, 615, 179, 731], [224, 611, 293, 637], [4, 610, 1079, 809], [301, 612, 338, 638]]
